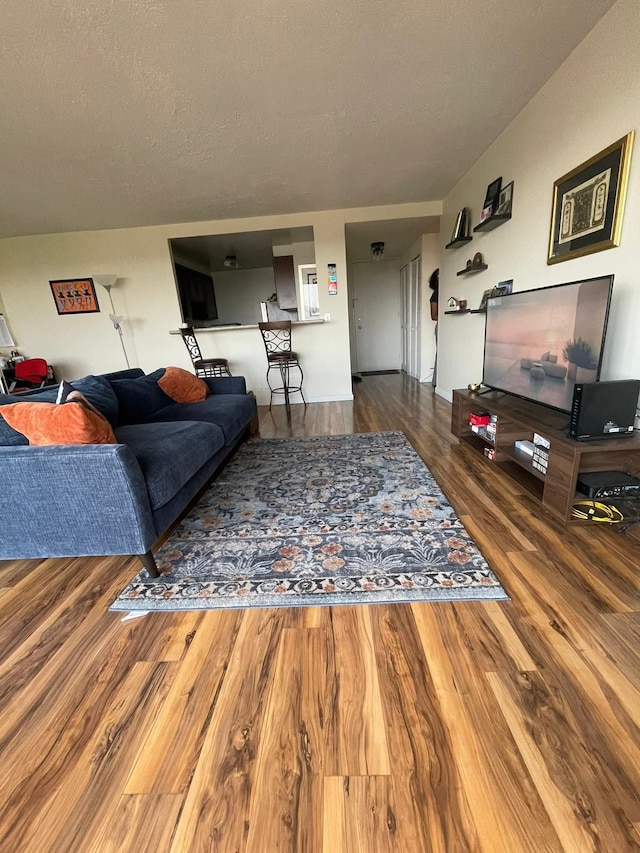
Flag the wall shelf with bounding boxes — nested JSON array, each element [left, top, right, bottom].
[[473, 213, 512, 233], [444, 309, 471, 315], [445, 236, 473, 250], [456, 263, 488, 276], [470, 309, 486, 314]]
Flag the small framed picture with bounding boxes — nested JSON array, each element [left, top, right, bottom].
[[50, 278, 100, 315], [495, 279, 513, 295], [480, 205, 493, 223], [478, 287, 497, 312], [495, 181, 514, 216], [548, 132, 634, 264], [450, 207, 468, 242], [483, 177, 502, 213]]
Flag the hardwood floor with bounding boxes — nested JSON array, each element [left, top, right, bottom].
[[1, 374, 639, 852]]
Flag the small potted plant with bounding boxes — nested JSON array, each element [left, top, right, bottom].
[[562, 337, 598, 381]]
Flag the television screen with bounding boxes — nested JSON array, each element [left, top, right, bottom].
[[482, 275, 613, 413]]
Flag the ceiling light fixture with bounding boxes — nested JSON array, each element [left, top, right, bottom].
[[371, 241, 385, 261], [223, 255, 239, 269], [93, 274, 131, 369]]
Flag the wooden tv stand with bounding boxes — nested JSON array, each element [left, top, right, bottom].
[[451, 388, 640, 524]]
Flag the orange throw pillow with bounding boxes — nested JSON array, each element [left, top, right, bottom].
[[1, 402, 117, 445], [158, 366, 209, 403]]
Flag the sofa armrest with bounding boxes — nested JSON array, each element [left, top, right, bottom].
[[0, 444, 157, 560], [204, 376, 247, 395]]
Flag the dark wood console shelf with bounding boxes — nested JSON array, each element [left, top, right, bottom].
[[456, 263, 488, 276], [451, 388, 640, 524], [473, 213, 512, 232], [445, 236, 473, 249], [444, 309, 471, 315]]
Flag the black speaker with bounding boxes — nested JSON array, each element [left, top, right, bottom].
[[569, 379, 640, 440]]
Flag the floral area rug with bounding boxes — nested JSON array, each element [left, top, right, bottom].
[[110, 432, 508, 612]]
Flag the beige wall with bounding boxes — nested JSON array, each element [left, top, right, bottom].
[[438, 0, 640, 401], [0, 201, 440, 404]]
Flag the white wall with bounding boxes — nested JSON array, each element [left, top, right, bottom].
[[438, 0, 640, 401], [0, 201, 440, 405], [0, 290, 15, 356]]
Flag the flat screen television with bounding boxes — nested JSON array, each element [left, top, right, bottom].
[[482, 275, 613, 413]]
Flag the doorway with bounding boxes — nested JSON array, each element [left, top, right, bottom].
[[345, 217, 439, 377]]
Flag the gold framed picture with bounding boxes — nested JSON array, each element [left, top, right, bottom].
[[547, 132, 634, 264]]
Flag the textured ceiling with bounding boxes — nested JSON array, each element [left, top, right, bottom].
[[0, 0, 617, 238]]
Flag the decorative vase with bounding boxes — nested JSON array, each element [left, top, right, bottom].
[[576, 366, 597, 383]]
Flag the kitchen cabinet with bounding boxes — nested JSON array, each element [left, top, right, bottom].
[[273, 255, 298, 310]]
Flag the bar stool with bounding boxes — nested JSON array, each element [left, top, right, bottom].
[[179, 326, 231, 378], [258, 320, 306, 416]]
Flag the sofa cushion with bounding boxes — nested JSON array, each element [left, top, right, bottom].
[[114, 420, 225, 510], [0, 392, 29, 445], [158, 366, 209, 403], [109, 368, 173, 426], [0, 375, 119, 426], [100, 367, 145, 382], [1, 401, 117, 445], [204, 376, 247, 396], [146, 393, 256, 444]]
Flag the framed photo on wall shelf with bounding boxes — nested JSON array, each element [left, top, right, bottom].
[[478, 288, 495, 312], [495, 181, 514, 216], [547, 131, 634, 264], [483, 177, 502, 215], [451, 207, 468, 241], [496, 279, 513, 295]]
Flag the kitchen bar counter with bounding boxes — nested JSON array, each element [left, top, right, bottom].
[[169, 318, 326, 335]]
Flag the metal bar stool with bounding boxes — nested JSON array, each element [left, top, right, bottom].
[[258, 320, 306, 416], [179, 326, 231, 378]]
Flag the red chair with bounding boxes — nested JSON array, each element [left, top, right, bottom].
[[9, 358, 50, 393]]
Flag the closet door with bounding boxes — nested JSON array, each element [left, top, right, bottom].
[[400, 264, 410, 373], [402, 257, 421, 379], [408, 255, 422, 379]]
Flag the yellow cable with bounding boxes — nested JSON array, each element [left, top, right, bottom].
[[572, 500, 624, 523]]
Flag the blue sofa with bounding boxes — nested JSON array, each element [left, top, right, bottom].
[[0, 368, 258, 577]]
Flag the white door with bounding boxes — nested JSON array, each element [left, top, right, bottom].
[[408, 255, 422, 379], [400, 264, 409, 373], [400, 256, 422, 378], [351, 260, 401, 372]]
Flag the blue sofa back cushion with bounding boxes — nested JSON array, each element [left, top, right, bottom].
[[101, 368, 145, 382], [0, 375, 120, 444], [148, 394, 256, 445], [109, 368, 174, 426]]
